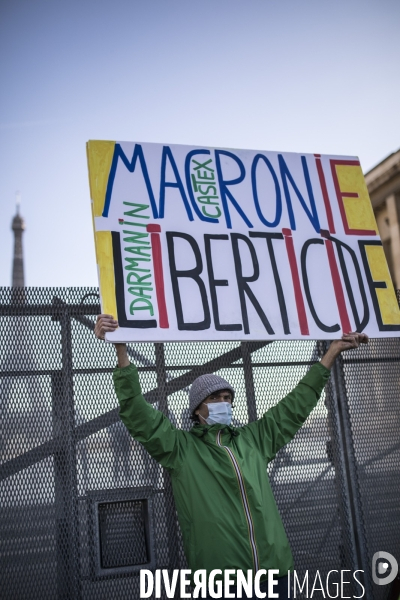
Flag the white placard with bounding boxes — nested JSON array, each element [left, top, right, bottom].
[[87, 141, 400, 341]]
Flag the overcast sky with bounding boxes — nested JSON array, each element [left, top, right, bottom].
[[1, 0, 399, 287]]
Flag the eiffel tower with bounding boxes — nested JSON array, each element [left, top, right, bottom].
[[1, 195, 48, 461], [11, 192, 25, 291]]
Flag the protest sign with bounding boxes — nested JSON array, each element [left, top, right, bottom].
[[87, 141, 400, 342]]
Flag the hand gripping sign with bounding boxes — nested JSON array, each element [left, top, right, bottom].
[[87, 141, 400, 342]]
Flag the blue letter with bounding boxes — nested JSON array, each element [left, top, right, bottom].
[[278, 154, 320, 233], [159, 146, 194, 221], [185, 149, 217, 223], [215, 150, 253, 229], [103, 144, 158, 218], [251, 154, 282, 227]]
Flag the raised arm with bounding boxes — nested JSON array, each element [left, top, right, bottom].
[[320, 332, 368, 369], [94, 315, 184, 471], [95, 314, 129, 367], [246, 332, 368, 462]]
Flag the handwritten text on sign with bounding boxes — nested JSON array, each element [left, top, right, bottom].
[[87, 141, 400, 341]]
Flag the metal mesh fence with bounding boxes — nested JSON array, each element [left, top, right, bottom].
[[1, 287, 399, 600]]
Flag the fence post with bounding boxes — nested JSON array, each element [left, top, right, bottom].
[[51, 305, 82, 600], [241, 342, 258, 423], [154, 343, 182, 571], [327, 354, 374, 599]]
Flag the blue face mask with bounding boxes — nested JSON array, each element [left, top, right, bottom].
[[202, 402, 232, 426]]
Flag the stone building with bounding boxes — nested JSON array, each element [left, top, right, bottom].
[[365, 148, 400, 290]]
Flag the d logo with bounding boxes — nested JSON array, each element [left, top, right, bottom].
[[372, 551, 398, 586]]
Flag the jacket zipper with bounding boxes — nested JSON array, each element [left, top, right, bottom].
[[216, 430, 259, 572]]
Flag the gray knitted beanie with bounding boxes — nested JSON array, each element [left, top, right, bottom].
[[189, 374, 235, 415]]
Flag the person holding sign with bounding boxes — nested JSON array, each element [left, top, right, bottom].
[[95, 314, 368, 599]]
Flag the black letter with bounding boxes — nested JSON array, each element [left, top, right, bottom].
[[204, 235, 242, 331], [329, 236, 369, 331], [301, 239, 340, 333], [231, 233, 274, 335], [166, 232, 211, 330], [359, 240, 399, 332], [249, 232, 290, 334]]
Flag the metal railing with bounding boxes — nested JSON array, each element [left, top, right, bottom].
[[1, 287, 399, 600]]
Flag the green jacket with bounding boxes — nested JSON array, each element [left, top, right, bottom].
[[114, 362, 330, 579]]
